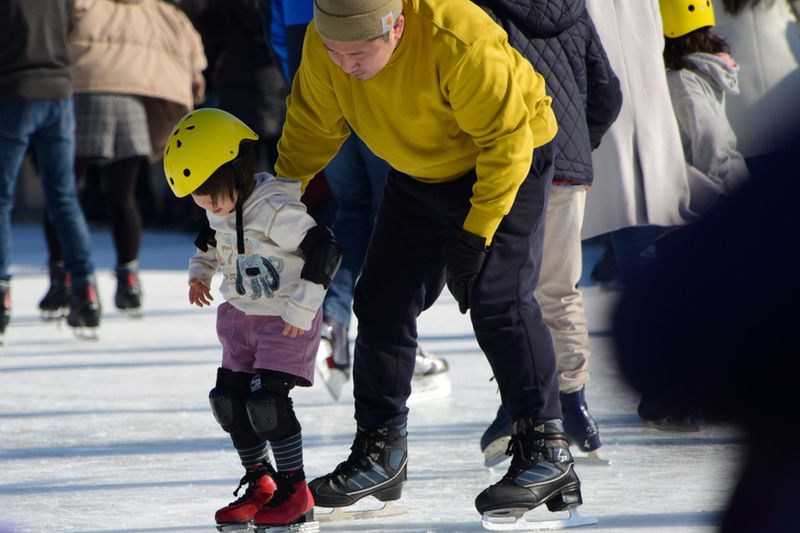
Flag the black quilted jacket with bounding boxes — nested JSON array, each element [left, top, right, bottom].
[[475, 0, 622, 185]]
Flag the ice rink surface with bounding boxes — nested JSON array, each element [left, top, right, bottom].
[[0, 224, 745, 533]]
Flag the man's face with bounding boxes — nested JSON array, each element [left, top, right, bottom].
[[321, 15, 404, 80]]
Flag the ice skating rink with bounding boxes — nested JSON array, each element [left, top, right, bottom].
[[0, 224, 744, 533]]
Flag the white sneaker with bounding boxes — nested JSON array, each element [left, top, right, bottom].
[[409, 345, 451, 404]]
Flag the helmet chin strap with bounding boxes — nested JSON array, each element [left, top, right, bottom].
[[232, 158, 245, 255]]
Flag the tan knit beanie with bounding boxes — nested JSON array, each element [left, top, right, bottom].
[[314, 0, 403, 41]]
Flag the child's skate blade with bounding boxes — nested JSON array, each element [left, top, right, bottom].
[[482, 508, 598, 531], [483, 436, 511, 468], [255, 521, 319, 533], [315, 500, 405, 523], [217, 521, 254, 532]]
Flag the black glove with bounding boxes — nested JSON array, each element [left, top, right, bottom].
[[446, 229, 488, 314]]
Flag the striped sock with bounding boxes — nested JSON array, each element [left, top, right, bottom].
[[237, 442, 270, 470], [271, 432, 303, 472]]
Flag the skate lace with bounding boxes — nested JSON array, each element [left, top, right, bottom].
[[229, 470, 266, 504], [328, 430, 383, 477]]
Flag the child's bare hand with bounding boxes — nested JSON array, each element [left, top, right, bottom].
[[282, 321, 306, 338], [189, 278, 213, 307]]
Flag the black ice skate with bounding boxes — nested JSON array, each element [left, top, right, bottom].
[[561, 388, 608, 465], [310, 425, 407, 522], [38, 261, 70, 320], [115, 262, 142, 316], [476, 419, 597, 530], [67, 277, 101, 339]]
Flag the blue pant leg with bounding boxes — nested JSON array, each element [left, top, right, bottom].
[[0, 101, 38, 281], [31, 100, 94, 279], [610, 225, 660, 286], [323, 134, 389, 328]]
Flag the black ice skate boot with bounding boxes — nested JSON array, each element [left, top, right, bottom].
[[38, 261, 71, 320], [309, 425, 407, 508], [475, 419, 582, 518], [216, 462, 277, 531], [0, 281, 10, 343], [560, 387, 601, 453], [114, 261, 142, 314], [67, 276, 101, 337], [480, 405, 512, 468]]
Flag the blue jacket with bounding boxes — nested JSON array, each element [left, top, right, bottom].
[[475, 0, 622, 185], [266, 0, 313, 85]]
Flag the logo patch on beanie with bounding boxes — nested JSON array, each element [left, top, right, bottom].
[[381, 12, 395, 33]]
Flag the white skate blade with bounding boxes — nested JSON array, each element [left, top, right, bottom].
[[40, 309, 67, 321], [483, 436, 512, 468], [72, 326, 99, 340], [482, 508, 598, 531], [572, 450, 610, 466], [255, 521, 319, 533], [407, 373, 452, 405], [119, 308, 143, 319], [316, 501, 405, 523]]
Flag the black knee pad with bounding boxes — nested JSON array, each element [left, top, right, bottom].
[[245, 371, 300, 442], [209, 367, 256, 435]]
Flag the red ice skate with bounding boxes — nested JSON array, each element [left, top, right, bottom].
[[215, 464, 277, 531], [253, 469, 317, 532]]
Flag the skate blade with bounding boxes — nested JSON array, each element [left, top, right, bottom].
[[482, 508, 598, 531], [119, 308, 143, 319], [572, 450, 610, 467], [483, 436, 511, 468], [407, 373, 452, 405], [72, 326, 99, 340], [217, 522, 254, 532], [314, 340, 347, 401], [40, 310, 67, 321], [316, 501, 405, 523], [255, 521, 319, 533]]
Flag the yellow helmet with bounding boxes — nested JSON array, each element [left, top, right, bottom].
[[163, 108, 259, 198], [660, 0, 715, 38]]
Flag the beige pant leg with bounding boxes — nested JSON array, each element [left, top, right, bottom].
[[535, 185, 590, 394]]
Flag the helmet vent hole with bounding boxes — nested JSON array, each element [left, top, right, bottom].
[[177, 140, 182, 148], [183, 168, 191, 177], [185, 125, 196, 130], [688, 4, 695, 11], [229, 150, 234, 155], [169, 177, 175, 185], [165, 146, 170, 155], [172, 128, 179, 136]]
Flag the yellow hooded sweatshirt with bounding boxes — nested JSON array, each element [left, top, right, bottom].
[[275, 0, 557, 242]]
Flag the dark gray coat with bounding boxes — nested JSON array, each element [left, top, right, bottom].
[[475, 0, 622, 185]]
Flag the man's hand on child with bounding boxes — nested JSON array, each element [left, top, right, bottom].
[[282, 321, 305, 338], [189, 278, 213, 307]]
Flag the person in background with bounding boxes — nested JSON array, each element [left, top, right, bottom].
[[38, 0, 206, 318], [583, 0, 704, 429], [714, 0, 800, 176], [164, 108, 341, 531], [0, 0, 101, 341], [266, 0, 451, 402], [474, 0, 622, 467], [661, 0, 750, 215]]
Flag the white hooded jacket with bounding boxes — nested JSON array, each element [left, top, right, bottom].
[[188, 173, 325, 331]]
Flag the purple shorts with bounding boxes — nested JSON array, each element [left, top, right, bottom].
[[217, 302, 322, 387]]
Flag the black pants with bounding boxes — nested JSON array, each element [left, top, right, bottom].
[[352, 143, 559, 428]]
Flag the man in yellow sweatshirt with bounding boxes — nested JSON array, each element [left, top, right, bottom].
[[274, 0, 585, 521]]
